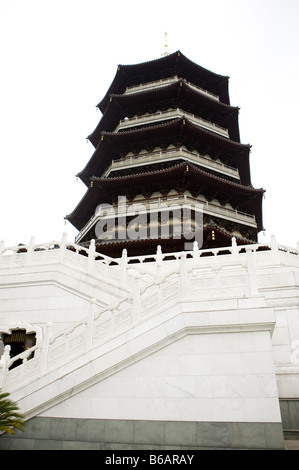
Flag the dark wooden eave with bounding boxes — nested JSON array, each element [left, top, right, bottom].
[[67, 162, 264, 232], [79, 118, 252, 187], [88, 79, 240, 146], [98, 51, 230, 113]]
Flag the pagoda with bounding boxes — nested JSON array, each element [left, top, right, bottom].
[[66, 51, 264, 257]]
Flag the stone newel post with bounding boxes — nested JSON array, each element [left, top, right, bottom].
[[88, 239, 95, 274], [120, 249, 128, 289], [0, 345, 11, 388]]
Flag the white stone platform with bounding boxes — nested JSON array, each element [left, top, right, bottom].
[[0, 234, 298, 449]]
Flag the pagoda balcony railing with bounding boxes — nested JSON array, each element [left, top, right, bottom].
[[124, 76, 220, 102], [91, 220, 200, 241], [75, 194, 256, 244], [102, 147, 240, 180], [115, 108, 229, 139]]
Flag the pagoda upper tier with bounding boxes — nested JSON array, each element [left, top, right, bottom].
[[66, 51, 264, 256], [88, 79, 240, 147], [98, 51, 230, 112], [79, 118, 252, 187]]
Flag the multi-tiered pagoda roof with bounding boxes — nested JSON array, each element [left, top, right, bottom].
[[66, 51, 264, 257]]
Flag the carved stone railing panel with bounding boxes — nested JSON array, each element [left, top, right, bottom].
[[1, 233, 299, 393]]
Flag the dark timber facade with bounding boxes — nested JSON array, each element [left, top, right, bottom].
[[66, 51, 264, 257]]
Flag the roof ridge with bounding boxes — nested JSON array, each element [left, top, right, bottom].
[[97, 117, 249, 148], [91, 160, 263, 193]]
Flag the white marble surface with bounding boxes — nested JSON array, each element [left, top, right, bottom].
[[0, 236, 298, 423], [40, 331, 281, 423]]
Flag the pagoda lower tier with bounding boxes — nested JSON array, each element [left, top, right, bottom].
[[78, 223, 255, 259], [66, 162, 264, 257]]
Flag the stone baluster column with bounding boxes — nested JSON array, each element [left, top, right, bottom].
[[192, 241, 200, 266], [246, 247, 258, 295], [88, 239, 95, 274], [60, 231, 68, 248], [59, 232, 68, 261], [270, 234, 280, 264], [25, 236, 35, 265], [120, 249, 128, 289], [231, 236, 238, 262], [0, 345, 11, 388], [155, 245, 163, 283]]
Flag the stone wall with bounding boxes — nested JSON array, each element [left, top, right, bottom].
[[0, 416, 285, 450]]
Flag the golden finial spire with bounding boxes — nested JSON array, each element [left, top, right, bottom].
[[162, 32, 168, 57]]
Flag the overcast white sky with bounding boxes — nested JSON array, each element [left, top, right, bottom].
[[0, 0, 298, 250]]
